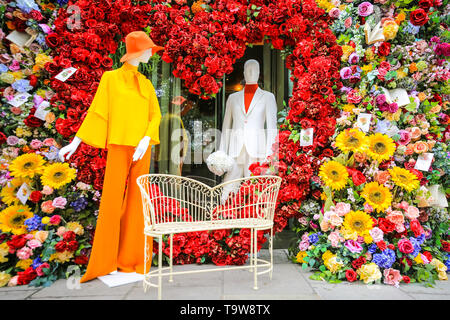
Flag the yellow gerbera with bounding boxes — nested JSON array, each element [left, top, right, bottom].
[[367, 133, 396, 163], [9, 153, 46, 178], [40, 163, 76, 189], [342, 210, 374, 237], [335, 128, 368, 154], [388, 167, 420, 192], [361, 182, 392, 213], [16, 259, 33, 270], [296, 251, 307, 264], [0, 205, 34, 235], [318, 160, 349, 191]]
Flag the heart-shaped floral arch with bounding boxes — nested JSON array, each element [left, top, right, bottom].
[[45, 0, 342, 266]]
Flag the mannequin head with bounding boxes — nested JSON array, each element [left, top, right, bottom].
[[243, 59, 260, 85], [127, 48, 153, 66]]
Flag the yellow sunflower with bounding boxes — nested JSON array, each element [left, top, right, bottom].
[[0, 205, 34, 235], [361, 182, 392, 213], [0, 177, 30, 205], [318, 160, 349, 191], [40, 163, 76, 189], [367, 133, 396, 163], [388, 167, 420, 192], [342, 211, 374, 237], [335, 128, 368, 154], [9, 153, 46, 178]]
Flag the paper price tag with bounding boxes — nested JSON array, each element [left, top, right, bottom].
[[34, 101, 50, 121], [16, 183, 32, 205], [355, 113, 371, 133], [8, 92, 31, 108], [414, 153, 434, 172], [55, 67, 77, 82], [300, 128, 314, 147]]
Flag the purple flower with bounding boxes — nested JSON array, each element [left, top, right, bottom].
[[375, 94, 386, 106], [358, 2, 373, 16], [348, 52, 359, 64], [340, 67, 352, 80], [345, 240, 363, 253]]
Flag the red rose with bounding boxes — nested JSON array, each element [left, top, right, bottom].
[[410, 220, 424, 237], [67, 240, 79, 252], [17, 267, 37, 285], [24, 108, 44, 128], [376, 241, 387, 251], [45, 33, 62, 48], [398, 238, 414, 254], [63, 231, 76, 242], [387, 244, 395, 250], [441, 241, 450, 252], [29, 191, 42, 203], [378, 42, 391, 56], [410, 8, 429, 26], [0, 131, 6, 145], [409, 169, 423, 181], [30, 10, 44, 21], [74, 255, 89, 265], [29, 75, 38, 87], [352, 256, 366, 269], [345, 269, 357, 282], [55, 241, 67, 252], [402, 276, 411, 284], [418, 0, 433, 11], [423, 251, 433, 262], [7, 234, 27, 252], [350, 169, 366, 186], [378, 218, 396, 234]]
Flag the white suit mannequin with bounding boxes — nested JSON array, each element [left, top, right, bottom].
[[58, 49, 154, 162], [219, 59, 278, 183]]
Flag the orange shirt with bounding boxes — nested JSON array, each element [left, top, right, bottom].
[[244, 84, 258, 113]]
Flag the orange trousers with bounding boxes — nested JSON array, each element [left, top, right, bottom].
[[80, 144, 152, 283]]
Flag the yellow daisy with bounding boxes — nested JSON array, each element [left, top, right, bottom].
[[335, 128, 368, 154], [361, 182, 392, 213], [367, 133, 396, 163], [0, 177, 30, 205], [0, 205, 34, 235], [342, 210, 374, 237], [40, 163, 76, 189], [319, 160, 349, 191], [388, 167, 420, 192], [9, 153, 46, 178]]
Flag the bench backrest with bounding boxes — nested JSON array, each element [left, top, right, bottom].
[[136, 174, 282, 230]]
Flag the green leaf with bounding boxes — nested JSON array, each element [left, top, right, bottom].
[[302, 263, 308, 270]]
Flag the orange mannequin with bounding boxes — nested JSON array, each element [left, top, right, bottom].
[[244, 84, 258, 113]]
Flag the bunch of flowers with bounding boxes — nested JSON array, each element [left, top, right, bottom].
[[289, 0, 449, 286]]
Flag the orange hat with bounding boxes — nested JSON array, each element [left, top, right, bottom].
[[120, 31, 164, 63]]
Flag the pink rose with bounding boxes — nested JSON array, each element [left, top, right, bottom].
[[345, 239, 363, 253], [369, 227, 384, 243], [383, 268, 402, 287], [398, 130, 411, 146], [41, 185, 53, 196], [364, 203, 374, 213], [398, 238, 414, 254], [387, 211, 405, 225], [358, 2, 374, 16], [347, 89, 362, 104], [8, 276, 18, 287], [329, 212, 343, 227], [16, 246, 33, 260], [56, 226, 66, 237], [49, 215, 61, 225], [405, 206, 420, 220], [36, 263, 50, 276], [344, 17, 353, 28], [395, 224, 406, 233], [30, 139, 43, 149], [41, 200, 55, 214], [52, 197, 67, 209], [329, 8, 340, 18], [27, 239, 42, 249], [328, 231, 343, 247], [43, 138, 55, 147], [24, 234, 34, 240], [398, 201, 409, 210], [298, 240, 309, 251], [335, 202, 351, 216]]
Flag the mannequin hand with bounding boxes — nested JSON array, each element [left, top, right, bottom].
[[133, 136, 151, 162], [58, 137, 82, 162]]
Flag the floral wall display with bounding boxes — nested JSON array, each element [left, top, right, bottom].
[[0, 0, 342, 287], [289, 0, 449, 286]]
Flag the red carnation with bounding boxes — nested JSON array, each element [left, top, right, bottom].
[[378, 42, 391, 56], [410, 8, 429, 26], [376, 241, 387, 251], [378, 218, 396, 234], [387, 244, 395, 251], [67, 241, 79, 252], [29, 191, 42, 203], [352, 256, 366, 269], [55, 241, 67, 253], [63, 231, 76, 242], [0, 131, 6, 145], [29, 75, 38, 87], [74, 255, 89, 265], [441, 241, 450, 252], [345, 269, 357, 282]]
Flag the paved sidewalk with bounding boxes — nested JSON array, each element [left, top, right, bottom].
[[1, 249, 449, 300]]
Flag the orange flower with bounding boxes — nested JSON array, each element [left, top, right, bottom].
[[417, 92, 427, 101], [405, 144, 415, 156], [6, 21, 16, 30], [409, 63, 418, 73], [375, 171, 391, 185], [354, 152, 367, 163], [414, 141, 429, 154], [409, 127, 422, 140], [427, 140, 436, 150], [395, 12, 406, 25]]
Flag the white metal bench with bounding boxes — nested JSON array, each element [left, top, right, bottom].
[[136, 174, 282, 299]]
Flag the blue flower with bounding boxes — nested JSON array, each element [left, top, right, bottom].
[[0, 64, 8, 74], [15, 0, 40, 14], [24, 215, 43, 232], [12, 79, 33, 93], [70, 197, 88, 212], [372, 249, 396, 269], [43, 146, 60, 161], [445, 255, 450, 273], [403, 21, 420, 35], [32, 257, 42, 269], [308, 233, 319, 244], [368, 244, 377, 254], [409, 237, 422, 257]]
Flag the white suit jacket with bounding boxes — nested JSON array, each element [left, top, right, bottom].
[[219, 87, 278, 159]]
